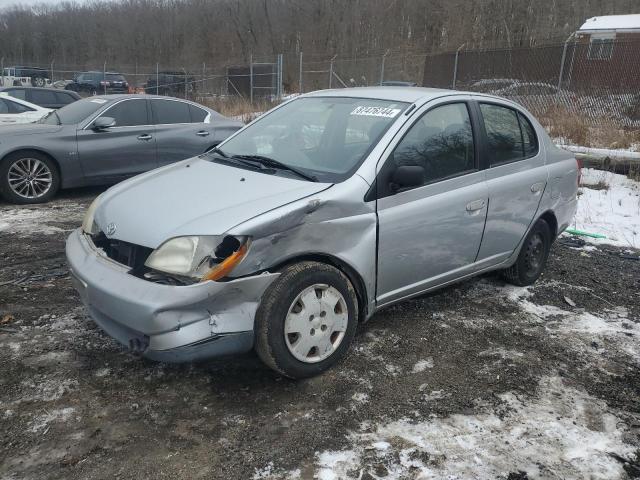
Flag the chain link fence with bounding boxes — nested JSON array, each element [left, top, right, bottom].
[[2, 41, 639, 148], [423, 38, 640, 134]]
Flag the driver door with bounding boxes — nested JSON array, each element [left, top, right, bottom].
[[375, 100, 488, 306], [76, 98, 158, 181]]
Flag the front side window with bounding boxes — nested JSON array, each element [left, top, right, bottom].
[[100, 99, 148, 127], [6, 99, 34, 113], [151, 99, 191, 124], [385, 102, 475, 189], [216, 97, 408, 183], [480, 104, 538, 165]]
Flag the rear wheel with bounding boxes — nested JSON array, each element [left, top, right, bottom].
[[502, 219, 552, 286], [0, 152, 60, 204], [32, 76, 45, 87], [254, 262, 359, 379]]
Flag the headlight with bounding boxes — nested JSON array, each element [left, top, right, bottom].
[[144, 235, 249, 282], [82, 194, 103, 235]]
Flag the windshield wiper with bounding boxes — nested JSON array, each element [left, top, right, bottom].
[[208, 146, 228, 158], [231, 154, 318, 182]]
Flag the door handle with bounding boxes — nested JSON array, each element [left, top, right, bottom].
[[137, 134, 153, 141], [196, 131, 210, 137], [466, 199, 486, 212], [530, 182, 545, 194]]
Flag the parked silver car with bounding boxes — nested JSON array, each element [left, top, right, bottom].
[[0, 95, 242, 204], [66, 87, 579, 378]]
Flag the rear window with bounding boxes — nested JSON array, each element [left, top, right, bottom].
[[55, 91, 77, 105], [151, 99, 191, 124]]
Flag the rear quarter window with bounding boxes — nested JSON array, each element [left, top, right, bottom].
[[480, 103, 538, 166], [189, 104, 208, 123]]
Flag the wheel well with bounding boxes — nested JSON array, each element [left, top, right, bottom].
[[2, 149, 61, 177], [538, 210, 558, 239], [272, 254, 370, 321]]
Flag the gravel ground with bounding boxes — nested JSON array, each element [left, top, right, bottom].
[[0, 187, 639, 480]]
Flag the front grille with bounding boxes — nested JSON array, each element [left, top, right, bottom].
[[91, 233, 152, 270]]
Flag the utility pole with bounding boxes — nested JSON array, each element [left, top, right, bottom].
[[299, 51, 303, 94], [452, 43, 466, 90], [329, 55, 337, 89], [156, 62, 159, 95], [103, 60, 107, 95], [249, 54, 254, 105], [380, 49, 390, 86]]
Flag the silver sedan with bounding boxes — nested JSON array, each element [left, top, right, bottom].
[[0, 95, 243, 204], [67, 87, 579, 378]]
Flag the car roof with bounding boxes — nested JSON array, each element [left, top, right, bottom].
[[0, 86, 76, 93], [303, 86, 461, 103]]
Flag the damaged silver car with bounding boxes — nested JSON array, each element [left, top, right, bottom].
[[66, 87, 579, 378]]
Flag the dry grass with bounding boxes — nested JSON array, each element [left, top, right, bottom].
[[197, 96, 280, 123], [540, 105, 640, 150], [540, 105, 589, 146]]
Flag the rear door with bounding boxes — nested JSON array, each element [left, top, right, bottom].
[[151, 98, 213, 166], [76, 98, 158, 180], [474, 101, 547, 263], [375, 100, 489, 305]]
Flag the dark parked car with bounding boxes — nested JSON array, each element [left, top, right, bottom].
[[145, 71, 197, 96], [66, 71, 129, 96], [0, 87, 81, 109], [0, 95, 243, 204]]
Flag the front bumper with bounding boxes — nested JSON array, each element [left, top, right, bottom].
[[66, 228, 278, 363]]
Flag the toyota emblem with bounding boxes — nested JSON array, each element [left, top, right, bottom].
[[106, 222, 117, 237]]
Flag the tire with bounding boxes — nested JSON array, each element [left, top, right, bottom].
[[502, 219, 552, 287], [32, 76, 45, 87], [254, 262, 359, 379], [0, 151, 60, 204]]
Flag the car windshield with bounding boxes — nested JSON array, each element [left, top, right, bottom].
[[106, 74, 125, 81], [214, 97, 409, 182], [40, 97, 108, 125]]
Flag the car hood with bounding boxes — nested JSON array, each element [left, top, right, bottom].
[[0, 123, 62, 136], [94, 157, 332, 248]]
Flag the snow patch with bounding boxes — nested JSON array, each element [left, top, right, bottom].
[[412, 358, 434, 373], [29, 407, 76, 433], [313, 376, 634, 479], [571, 168, 640, 248]]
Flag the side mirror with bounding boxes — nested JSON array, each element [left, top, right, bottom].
[[92, 117, 116, 131], [390, 165, 425, 193]]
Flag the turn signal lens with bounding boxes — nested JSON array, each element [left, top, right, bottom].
[[201, 242, 249, 282]]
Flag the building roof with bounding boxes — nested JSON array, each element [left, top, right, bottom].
[[579, 14, 640, 32]]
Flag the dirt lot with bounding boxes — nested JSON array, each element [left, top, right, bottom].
[[1, 187, 639, 480]]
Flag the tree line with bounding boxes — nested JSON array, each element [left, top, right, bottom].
[[0, 0, 637, 71]]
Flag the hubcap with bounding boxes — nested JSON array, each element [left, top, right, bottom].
[[525, 233, 544, 272], [7, 158, 53, 199], [284, 284, 348, 363]]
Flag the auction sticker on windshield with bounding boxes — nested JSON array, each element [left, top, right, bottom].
[[350, 106, 401, 118], [90, 99, 107, 104]]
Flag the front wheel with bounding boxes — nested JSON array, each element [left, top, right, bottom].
[[0, 152, 60, 204], [254, 262, 359, 379], [502, 219, 552, 286]]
